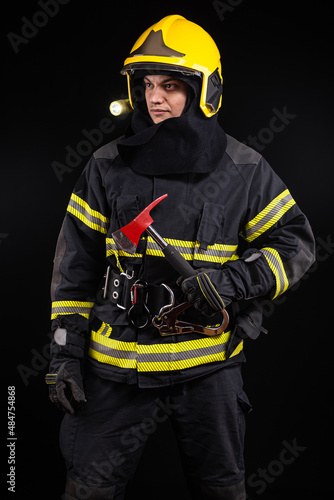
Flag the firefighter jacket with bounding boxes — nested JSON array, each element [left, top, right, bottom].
[[50, 134, 315, 388]]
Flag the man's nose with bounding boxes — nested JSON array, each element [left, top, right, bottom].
[[150, 87, 164, 103]]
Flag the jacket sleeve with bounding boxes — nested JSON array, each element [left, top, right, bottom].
[[50, 157, 110, 336], [223, 156, 315, 301]]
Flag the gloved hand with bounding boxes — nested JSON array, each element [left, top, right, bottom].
[[179, 250, 276, 317], [45, 327, 87, 414], [46, 357, 86, 414], [179, 268, 232, 316], [225, 304, 268, 358]]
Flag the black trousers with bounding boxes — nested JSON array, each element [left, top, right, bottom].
[[60, 364, 251, 500]]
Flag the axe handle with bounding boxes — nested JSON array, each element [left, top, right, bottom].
[[146, 225, 196, 278], [162, 243, 197, 278]]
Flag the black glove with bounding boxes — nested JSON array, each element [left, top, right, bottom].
[[179, 268, 232, 316], [46, 357, 86, 414], [225, 303, 268, 358], [45, 328, 87, 414], [179, 250, 276, 317]]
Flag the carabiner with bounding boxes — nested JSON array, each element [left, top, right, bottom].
[[128, 280, 151, 329]]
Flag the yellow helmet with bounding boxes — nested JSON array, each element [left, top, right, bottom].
[[121, 15, 223, 118]]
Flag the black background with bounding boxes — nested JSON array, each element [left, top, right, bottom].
[[2, 1, 333, 499]]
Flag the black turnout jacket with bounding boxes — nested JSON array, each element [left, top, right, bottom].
[[50, 134, 315, 387]]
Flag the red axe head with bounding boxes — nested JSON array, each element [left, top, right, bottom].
[[112, 194, 168, 254]]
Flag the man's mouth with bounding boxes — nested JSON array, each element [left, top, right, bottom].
[[150, 108, 169, 115]]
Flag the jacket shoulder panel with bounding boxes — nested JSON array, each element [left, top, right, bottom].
[[93, 136, 124, 160], [225, 134, 262, 166]]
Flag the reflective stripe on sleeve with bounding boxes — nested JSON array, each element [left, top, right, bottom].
[[51, 300, 94, 319], [243, 189, 296, 242], [260, 247, 289, 298], [67, 193, 110, 234]]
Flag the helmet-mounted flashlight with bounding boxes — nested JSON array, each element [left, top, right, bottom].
[[109, 99, 132, 116]]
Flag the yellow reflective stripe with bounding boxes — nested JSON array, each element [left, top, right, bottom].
[[88, 328, 243, 372], [67, 193, 110, 234], [88, 347, 137, 369], [137, 337, 243, 372], [146, 237, 194, 259], [146, 237, 238, 264], [194, 249, 239, 264], [138, 333, 230, 354], [261, 247, 289, 298], [51, 300, 94, 319], [105, 238, 143, 258], [107, 235, 238, 267], [106, 237, 144, 272], [89, 329, 138, 368], [244, 189, 296, 242], [96, 322, 113, 338], [91, 329, 137, 351]]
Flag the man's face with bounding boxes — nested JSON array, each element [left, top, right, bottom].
[[144, 74, 189, 124]]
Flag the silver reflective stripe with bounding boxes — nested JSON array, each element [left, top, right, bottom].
[[51, 301, 94, 319], [106, 238, 143, 257], [67, 194, 109, 234], [194, 245, 237, 262], [98, 323, 111, 337], [260, 247, 289, 298], [138, 341, 229, 364], [243, 190, 295, 242], [90, 340, 137, 360], [146, 240, 193, 257], [245, 192, 293, 241], [146, 238, 238, 264]]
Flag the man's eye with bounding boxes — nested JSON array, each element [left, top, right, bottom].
[[165, 83, 175, 90]]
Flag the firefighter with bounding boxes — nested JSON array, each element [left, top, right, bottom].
[[46, 15, 315, 500]]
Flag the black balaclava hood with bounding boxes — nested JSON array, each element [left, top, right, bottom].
[[117, 70, 227, 176]]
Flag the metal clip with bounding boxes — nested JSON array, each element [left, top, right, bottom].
[[155, 284, 175, 318], [153, 298, 229, 337], [128, 280, 151, 329], [102, 266, 111, 299], [120, 269, 134, 280]]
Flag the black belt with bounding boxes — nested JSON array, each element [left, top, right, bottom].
[[103, 267, 174, 328]]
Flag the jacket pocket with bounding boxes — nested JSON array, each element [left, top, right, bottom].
[[237, 389, 253, 415], [108, 195, 140, 234], [116, 194, 140, 228], [193, 203, 225, 269], [236, 389, 253, 469], [107, 195, 143, 268]]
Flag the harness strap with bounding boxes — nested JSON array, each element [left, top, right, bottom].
[[103, 267, 230, 335], [104, 267, 173, 320]]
